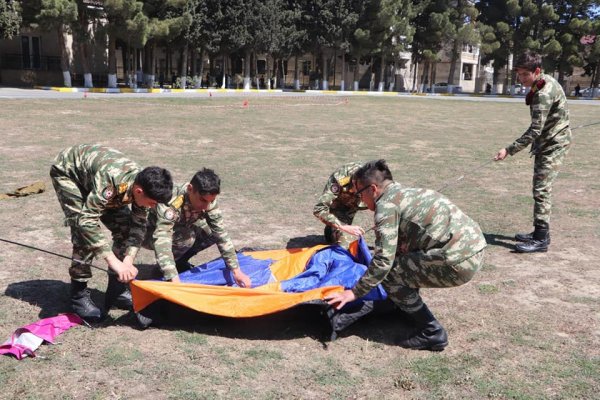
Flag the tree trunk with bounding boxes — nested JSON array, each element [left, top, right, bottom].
[[107, 30, 117, 88], [179, 41, 188, 89], [57, 25, 71, 87], [378, 55, 385, 92], [79, 41, 93, 88], [266, 54, 271, 90], [293, 56, 300, 89], [197, 47, 205, 88], [144, 40, 156, 88], [411, 59, 418, 92], [340, 52, 345, 91], [420, 61, 429, 92], [353, 58, 360, 91], [448, 40, 459, 85], [321, 51, 328, 90], [244, 49, 251, 90]]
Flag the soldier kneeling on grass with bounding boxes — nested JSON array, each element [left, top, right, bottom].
[[326, 159, 486, 351], [50, 144, 173, 322]]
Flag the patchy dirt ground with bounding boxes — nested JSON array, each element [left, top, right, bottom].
[[0, 95, 598, 399]]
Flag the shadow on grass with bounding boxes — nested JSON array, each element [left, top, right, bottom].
[[5, 279, 87, 319], [484, 233, 516, 250], [286, 234, 327, 249], [115, 298, 409, 347]]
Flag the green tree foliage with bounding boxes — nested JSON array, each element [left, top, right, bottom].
[[0, 0, 21, 39]]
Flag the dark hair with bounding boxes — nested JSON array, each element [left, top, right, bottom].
[[353, 159, 393, 186], [135, 166, 173, 203], [513, 50, 542, 72], [190, 168, 221, 195]]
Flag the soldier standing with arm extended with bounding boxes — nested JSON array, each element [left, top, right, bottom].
[[313, 162, 367, 248], [326, 160, 486, 351], [144, 168, 251, 287], [50, 144, 173, 322], [494, 50, 572, 253]]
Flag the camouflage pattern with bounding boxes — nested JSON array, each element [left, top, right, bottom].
[[49, 144, 149, 281], [352, 182, 486, 301], [506, 74, 572, 225], [144, 183, 239, 280], [313, 162, 367, 247], [506, 74, 571, 157]]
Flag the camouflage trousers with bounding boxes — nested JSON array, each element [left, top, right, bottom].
[[324, 210, 357, 248], [532, 144, 570, 225], [143, 220, 217, 262], [50, 166, 131, 281], [381, 250, 484, 312]]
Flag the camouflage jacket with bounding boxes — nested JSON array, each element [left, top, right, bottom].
[[352, 182, 487, 298], [52, 144, 147, 260], [507, 74, 571, 156], [150, 183, 239, 280], [313, 162, 367, 226]]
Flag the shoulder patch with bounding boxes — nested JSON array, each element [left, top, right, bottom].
[[118, 183, 128, 194], [102, 186, 115, 200], [331, 183, 340, 194], [164, 208, 177, 221], [338, 176, 351, 187], [170, 195, 184, 210]]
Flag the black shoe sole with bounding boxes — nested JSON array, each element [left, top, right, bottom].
[[514, 246, 548, 253], [399, 341, 448, 351]]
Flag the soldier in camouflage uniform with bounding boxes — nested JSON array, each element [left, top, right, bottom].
[[326, 160, 486, 351], [50, 144, 173, 322], [143, 168, 251, 287], [313, 162, 368, 248], [494, 50, 572, 253]]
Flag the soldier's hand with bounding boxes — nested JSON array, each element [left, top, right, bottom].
[[494, 148, 508, 161], [170, 276, 181, 283], [340, 225, 365, 237], [325, 289, 356, 310], [232, 268, 251, 288], [106, 254, 138, 283]]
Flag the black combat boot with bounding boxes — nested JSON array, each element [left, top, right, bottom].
[[175, 247, 200, 273], [395, 304, 448, 351], [515, 228, 551, 244], [515, 223, 549, 253], [70, 280, 104, 322], [104, 274, 133, 311]]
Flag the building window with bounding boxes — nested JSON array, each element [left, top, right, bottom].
[[21, 35, 41, 69], [462, 63, 473, 81]]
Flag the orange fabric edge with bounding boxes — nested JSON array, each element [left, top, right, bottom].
[[131, 280, 343, 318]]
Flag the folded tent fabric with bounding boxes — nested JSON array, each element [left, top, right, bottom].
[[0, 313, 83, 360], [130, 237, 386, 318]]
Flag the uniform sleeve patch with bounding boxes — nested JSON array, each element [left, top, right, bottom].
[[102, 186, 115, 200], [118, 183, 129, 194], [164, 208, 177, 221], [331, 183, 340, 194]]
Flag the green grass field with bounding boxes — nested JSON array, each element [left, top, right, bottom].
[[0, 95, 599, 399]]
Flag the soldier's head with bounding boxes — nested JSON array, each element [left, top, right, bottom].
[[352, 159, 393, 211], [133, 166, 173, 208], [513, 50, 542, 87], [188, 168, 220, 211]]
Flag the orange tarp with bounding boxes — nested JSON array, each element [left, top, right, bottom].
[[130, 245, 343, 318]]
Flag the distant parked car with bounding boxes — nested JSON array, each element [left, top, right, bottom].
[[570, 86, 599, 97], [431, 82, 462, 94], [514, 84, 527, 94]]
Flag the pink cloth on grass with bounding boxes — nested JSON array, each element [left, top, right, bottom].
[[0, 313, 83, 360]]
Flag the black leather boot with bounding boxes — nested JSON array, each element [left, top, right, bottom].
[[515, 229, 551, 244], [71, 280, 104, 322], [515, 223, 549, 253], [395, 304, 448, 351], [104, 274, 133, 310], [175, 246, 200, 273]]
